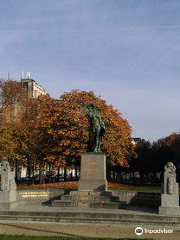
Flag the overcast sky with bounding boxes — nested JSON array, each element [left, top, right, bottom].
[[1, 0, 180, 141]]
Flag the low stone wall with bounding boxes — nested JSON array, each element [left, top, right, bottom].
[[133, 192, 161, 208], [17, 188, 178, 209], [18, 189, 66, 205], [112, 190, 161, 209], [112, 190, 137, 204]]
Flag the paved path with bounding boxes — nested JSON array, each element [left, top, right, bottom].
[[0, 204, 179, 239], [0, 222, 179, 239]]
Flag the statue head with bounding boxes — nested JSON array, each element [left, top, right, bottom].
[[88, 103, 99, 111], [167, 162, 174, 168], [1, 161, 10, 171]]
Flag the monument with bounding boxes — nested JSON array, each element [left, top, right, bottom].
[[78, 104, 107, 191], [52, 104, 121, 208], [159, 162, 180, 215], [0, 161, 17, 209]]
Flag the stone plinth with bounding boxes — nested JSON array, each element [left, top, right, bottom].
[[0, 191, 17, 209], [78, 153, 107, 191], [52, 153, 123, 209], [159, 194, 180, 215]]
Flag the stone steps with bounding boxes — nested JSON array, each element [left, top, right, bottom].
[[52, 200, 121, 208], [52, 190, 123, 209], [0, 211, 178, 226], [60, 195, 119, 203], [52, 200, 77, 207], [90, 202, 120, 209], [70, 190, 113, 197]]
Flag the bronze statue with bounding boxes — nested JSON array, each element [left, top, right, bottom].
[[84, 104, 105, 152]]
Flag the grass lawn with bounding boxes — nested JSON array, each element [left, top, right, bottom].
[[18, 181, 161, 193], [0, 236, 153, 240]]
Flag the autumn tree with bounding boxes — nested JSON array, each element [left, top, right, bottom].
[[0, 120, 25, 166], [0, 80, 27, 122], [15, 95, 52, 183], [40, 90, 135, 172], [0, 80, 51, 182], [0, 83, 135, 183], [0, 80, 28, 170]]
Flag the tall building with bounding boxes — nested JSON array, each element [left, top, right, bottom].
[[21, 78, 46, 100]]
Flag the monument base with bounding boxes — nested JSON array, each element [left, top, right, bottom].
[[159, 206, 180, 215], [0, 191, 17, 209], [78, 153, 107, 191], [159, 194, 180, 216], [52, 153, 124, 209], [52, 190, 122, 209]]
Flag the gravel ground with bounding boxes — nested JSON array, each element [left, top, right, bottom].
[[0, 222, 179, 240]]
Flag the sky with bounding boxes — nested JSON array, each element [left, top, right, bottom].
[[0, 0, 180, 142]]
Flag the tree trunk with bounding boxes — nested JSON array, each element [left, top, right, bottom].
[[64, 166, 67, 181], [15, 159, 18, 183], [27, 166, 31, 185], [75, 166, 78, 180], [49, 163, 52, 183], [39, 164, 43, 184], [57, 166, 60, 182], [32, 164, 35, 185], [140, 171, 144, 185]]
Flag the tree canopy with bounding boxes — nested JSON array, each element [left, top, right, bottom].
[[40, 90, 134, 167], [0, 81, 135, 175]]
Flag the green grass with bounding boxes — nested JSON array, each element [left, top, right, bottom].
[[132, 186, 160, 193], [0, 236, 154, 240], [18, 181, 165, 193], [108, 182, 161, 193]]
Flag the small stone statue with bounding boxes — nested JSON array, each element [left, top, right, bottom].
[[159, 161, 180, 215], [164, 162, 177, 195], [0, 161, 16, 191], [84, 104, 106, 152]]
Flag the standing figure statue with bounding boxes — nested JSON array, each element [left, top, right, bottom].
[[84, 104, 106, 152], [159, 161, 179, 215], [164, 162, 176, 195], [0, 161, 16, 191]]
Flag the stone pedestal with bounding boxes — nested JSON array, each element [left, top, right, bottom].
[[0, 191, 17, 209], [78, 153, 107, 191], [52, 153, 123, 209], [159, 194, 180, 215]]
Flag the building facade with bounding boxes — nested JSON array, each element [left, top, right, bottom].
[[21, 78, 46, 100]]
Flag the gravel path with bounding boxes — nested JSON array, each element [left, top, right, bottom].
[[0, 222, 179, 240]]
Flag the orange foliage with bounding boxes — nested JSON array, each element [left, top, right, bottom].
[[18, 181, 78, 189], [40, 90, 134, 167], [18, 181, 135, 190], [0, 83, 134, 169]]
